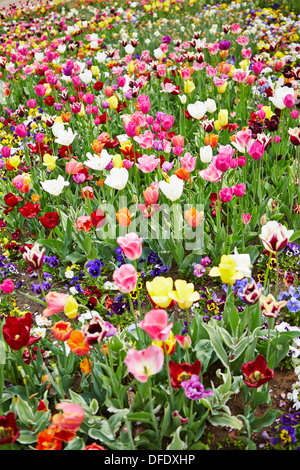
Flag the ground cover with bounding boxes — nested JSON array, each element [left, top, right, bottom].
[[0, 0, 300, 451]]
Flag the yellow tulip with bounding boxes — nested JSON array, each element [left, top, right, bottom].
[[91, 65, 100, 77], [217, 83, 227, 94], [168, 279, 200, 309], [214, 120, 221, 131], [146, 276, 174, 308], [184, 80, 195, 94], [8, 155, 20, 169], [43, 153, 58, 171], [112, 154, 123, 168], [209, 255, 244, 285], [64, 295, 78, 319], [218, 109, 228, 127], [152, 331, 176, 355], [107, 95, 118, 110], [261, 106, 273, 119], [78, 103, 85, 116]]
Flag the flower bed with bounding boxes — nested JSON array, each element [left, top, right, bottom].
[[0, 0, 300, 451]]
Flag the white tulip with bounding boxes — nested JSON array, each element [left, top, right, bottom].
[[79, 69, 93, 84], [105, 167, 129, 190], [231, 247, 252, 278], [41, 175, 70, 196], [200, 145, 213, 163], [187, 101, 207, 120], [54, 127, 77, 147], [269, 86, 293, 110], [159, 175, 184, 201], [205, 98, 217, 113], [84, 150, 112, 171]]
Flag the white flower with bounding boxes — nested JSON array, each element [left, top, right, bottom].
[[57, 44, 66, 54], [205, 98, 217, 113], [159, 174, 184, 201], [105, 167, 129, 190], [79, 68, 93, 84], [200, 145, 213, 163], [95, 51, 107, 63], [231, 247, 252, 278], [269, 86, 293, 109], [84, 150, 112, 171], [65, 270, 75, 279], [125, 44, 135, 55], [154, 48, 164, 60], [187, 100, 207, 120], [178, 94, 187, 105], [35, 52, 44, 62], [41, 175, 70, 196], [54, 127, 77, 146], [52, 121, 65, 137]]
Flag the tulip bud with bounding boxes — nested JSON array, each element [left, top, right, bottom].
[[175, 335, 192, 349]]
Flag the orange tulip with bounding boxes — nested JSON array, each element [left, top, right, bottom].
[[204, 133, 219, 148], [36, 427, 63, 450], [62, 112, 71, 123], [184, 208, 204, 227], [51, 321, 73, 342], [92, 140, 104, 153], [80, 357, 92, 374], [31, 194, 41, 203], [67, 330, 90, 356], [116, 207, 131, 227], [174, 168, 190, 181]]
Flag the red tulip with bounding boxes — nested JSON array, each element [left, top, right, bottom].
[[2, 312, 40, 350], [18, 202, 41, 219], [0, 412, 20, 444], [39, 211, 59, 229], [241, 354, 274, 388], [169, 359, 201, 389]]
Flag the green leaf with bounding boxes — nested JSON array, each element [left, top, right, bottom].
[[127, 411, 153, 424], [251, 409, 281, 433], [208, 413, 243, 430], [167, 426, 186, 450]]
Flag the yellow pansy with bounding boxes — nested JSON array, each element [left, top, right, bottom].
[[209, 255, 244, 285], [168, 279, 200, 309], [146, 276, 174, 309]]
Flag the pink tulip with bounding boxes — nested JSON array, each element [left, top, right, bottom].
[[124, 345, 164, 382], [283, 94, 295, 109], [15, 123, 27, 138], [180, 67, 191, 80], [137, 94, 151, 114], [291, 110, 299, 119], [0, 278, 14, 294], [117, 232, 143, 261], [248, 141, 264, 160], [136, 154, 159, 173], [234, 183, 246, 197], [27, 98, 36, 108], [52, 402, 85, 432], [143, 186, 159, 205], [242, 213, 252, 225], [161, 114, 174, 131], [1, 146, 11, 158], [113, 263, 138, 293], [43, 292, 69, 317], [180, 152, 197, 173], [215, 153, 232, 172], [84, 92, 95, 104], [140, 309, 173, 342], [66, 159, 84, 175], [34, 84, 47, 97], [125, 122, 137, 137], [199, 159, 223, 182], [219, 187, 234, 202]]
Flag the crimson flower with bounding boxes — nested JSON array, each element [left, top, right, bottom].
[[2, 312, 40, 350], [4, 193, 22, 208], [91, 209, 106, 228], [39, 211, 59, 229], [18, 202, 41, 219], [169, 360, 201, 389], [0, 412, 20, 445], [241, 354, 274, 388]]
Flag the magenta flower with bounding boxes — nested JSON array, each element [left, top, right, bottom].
[[181, 374, 214, 400], [125, 346, 164, 382], [248, 141, 264, 160], [117, 232, 143, 261], [112, 263, 138, 294]]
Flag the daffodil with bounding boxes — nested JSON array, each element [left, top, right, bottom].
[[146, 276, 174, 308], [168, 279, 200, 309], [209, 255, 245, 285]]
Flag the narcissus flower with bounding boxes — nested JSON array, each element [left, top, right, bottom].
[[209, 255, 245, 284], [241, 354, 274, 388], [146, 276, 174, 309], [168, 279, 200, 309], [124, 345, 164, 383]]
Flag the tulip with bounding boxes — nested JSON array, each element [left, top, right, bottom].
[[140, 309, 173, 342], [23, 244, 45, 271], [81, 314, 110, 346], [259, 294, 287, 317], [113, 263, 138, 294], [64, 295, 78, 319], [240, 279, 262, 305], [169, 359, 201, 389], [209, 254, 245, 284], [117, 232, 143, 261], [51, 321, 73, 342], [143, 186, 159, 205], [15, 123, 27, 138], [43, 292, 69, 317], [146, 276, 174, 309], [152, 330, 176, 356], [248, 141, 264, 160], [159, 174, 184, 201], [175, 335, 192, 350], [2, 312, 40, 351], [124, 345, 164, 383], [116, 208, 131, 227], [200, 145, 213, 163], [67, 330, 90, 356], [218, 109, 228, 127], [259, 220, 294, 254], [184, 208, 204, 227], [41, 175, 70, 196], [52, 402, 85, 432], [288, 127, 300, 146], [105, 167, 129, 190], [241, 354, 274, 388], [187, 100, 207, 120], [0, 412, 20, 444], [0, 278, 14, 294], [168, 279, 200, 309], [180, 152, 197, 173]]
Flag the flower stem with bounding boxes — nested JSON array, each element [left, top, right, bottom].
[[163, 341, 175, 409]]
